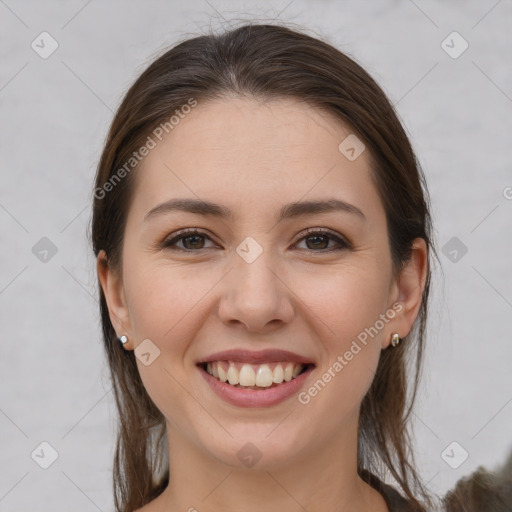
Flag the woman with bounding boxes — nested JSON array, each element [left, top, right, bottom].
[[92, 22, 438, 511]]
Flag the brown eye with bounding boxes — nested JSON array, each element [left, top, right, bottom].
[[294, 229, 351, 252], [304, 234, 330, 250], [161, 228, 351, 253], [181, 234, 206, 250], [162, 230, 216, 251]]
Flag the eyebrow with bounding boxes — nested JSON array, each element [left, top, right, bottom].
[[144, 198, 366, 223]]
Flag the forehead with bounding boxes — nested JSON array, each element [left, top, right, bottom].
[[131, 96, 384, 225]]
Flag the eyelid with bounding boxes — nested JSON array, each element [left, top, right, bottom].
[[294, 227, 350, 245], [161, 227, 351, 252], [160, 228, 218, 250]]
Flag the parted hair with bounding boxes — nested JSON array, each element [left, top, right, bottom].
[[91, 22, 440, 512]]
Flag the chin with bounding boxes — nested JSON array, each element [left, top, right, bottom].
[[201, 431, 308, 471]]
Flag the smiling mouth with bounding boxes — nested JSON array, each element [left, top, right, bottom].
[[199, 361, 313, 389]]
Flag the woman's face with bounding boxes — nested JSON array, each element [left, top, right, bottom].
[[100, 97, 424, 471]]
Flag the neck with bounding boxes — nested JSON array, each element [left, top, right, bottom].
[[151, 413, 386, 512]]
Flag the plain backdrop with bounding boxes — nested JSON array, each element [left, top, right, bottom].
[[1, 0, 511, 510]]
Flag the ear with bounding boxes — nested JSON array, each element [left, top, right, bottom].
[[97, 250, 133, 350], [383, 238, 428, 349]]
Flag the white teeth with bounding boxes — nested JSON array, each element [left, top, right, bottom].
[[255, 364, 273, 387], [239, 364, 256, 386], [272, 364, 284, 383], [283, 363, 294, 382], [205, 361, 307, 388], [218, 364, 228, 383], [292, 364, 302, 378], [227, 363, 239, 385]]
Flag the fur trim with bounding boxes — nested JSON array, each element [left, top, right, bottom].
[[442, 449, 512, 511]]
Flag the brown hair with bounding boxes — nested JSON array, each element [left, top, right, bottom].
[[90, 21, 439, 512]]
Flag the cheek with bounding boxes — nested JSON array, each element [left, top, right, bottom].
[[123, 250, 390, 360], [299, 261, 390, 345], [123, 256, 216, 341], [125, 261, 216, 425], [295, 264, 387, 410]]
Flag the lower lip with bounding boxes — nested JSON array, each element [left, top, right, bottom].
[[198, 365, 315, 408]]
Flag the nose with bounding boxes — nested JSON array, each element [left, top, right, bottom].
[[217, 247, 294, 333]]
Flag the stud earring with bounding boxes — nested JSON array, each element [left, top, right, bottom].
[[119, 335, 128, 345], [390, 333, 401, 347]]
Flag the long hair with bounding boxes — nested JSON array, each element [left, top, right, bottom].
[[90, 22, 439, 511]]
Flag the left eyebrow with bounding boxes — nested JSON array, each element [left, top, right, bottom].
[[144, 198, 367, 223]]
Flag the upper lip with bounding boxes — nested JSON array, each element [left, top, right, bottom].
[[197, 349, 315, 365]]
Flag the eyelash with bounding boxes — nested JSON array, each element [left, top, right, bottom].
[[161, 227, 351, 253]]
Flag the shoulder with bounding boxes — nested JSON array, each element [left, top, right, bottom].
[[359, 469, 422, 512]]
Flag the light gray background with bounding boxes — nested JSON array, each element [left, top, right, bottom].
[[1, 0, 511, 510]]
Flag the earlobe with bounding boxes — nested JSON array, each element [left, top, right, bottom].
[[97, 250, 133, 349], [384, 238, 428, 349]]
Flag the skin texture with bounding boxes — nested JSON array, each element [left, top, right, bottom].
[[98, 97, 428, 512]]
